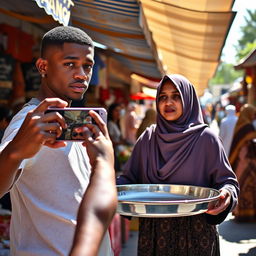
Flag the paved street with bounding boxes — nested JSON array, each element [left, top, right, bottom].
[[120, 214, 256, 256], [219, 214, 256, 256]]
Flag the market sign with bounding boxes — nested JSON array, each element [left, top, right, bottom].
[[34, 0, 74, 26]]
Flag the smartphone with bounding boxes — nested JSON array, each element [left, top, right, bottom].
[[45, 107, 107, 141]]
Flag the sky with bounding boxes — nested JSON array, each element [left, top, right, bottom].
[[221, 0, 254, 64]]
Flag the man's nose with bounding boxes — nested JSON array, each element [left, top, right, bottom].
[[74, 67, 87, 80]]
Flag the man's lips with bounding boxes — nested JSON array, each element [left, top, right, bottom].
[[70, 82, 87, 92]]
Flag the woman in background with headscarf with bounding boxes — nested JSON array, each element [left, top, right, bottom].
[[136, 108, 156, 139], [117, 74, 239, 256], [123, 102, 139, 145], [229, 104, 256, 222]]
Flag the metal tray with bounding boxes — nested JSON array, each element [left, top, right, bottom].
[[117, 184, 220, 217]]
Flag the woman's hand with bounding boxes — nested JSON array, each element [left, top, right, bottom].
[[206, 188, 231, 215]]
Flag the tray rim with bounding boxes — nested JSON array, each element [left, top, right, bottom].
[[117, 184, 221, 205]]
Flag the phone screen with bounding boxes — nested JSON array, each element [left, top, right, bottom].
[[46, 108, 107, 141]]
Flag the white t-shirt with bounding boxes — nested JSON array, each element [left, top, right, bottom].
[[0, 101, 113, 256]]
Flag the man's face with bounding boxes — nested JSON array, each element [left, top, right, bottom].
[[40, 42, 94, 102]]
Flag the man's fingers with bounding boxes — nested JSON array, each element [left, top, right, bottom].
[[85, 124, 102, 139], [33, 98, 68, 114], [88, 110, 109, 139], [44, 141, 67, 148], [40, 122, 64, 138], [41, 111, 67, 130]]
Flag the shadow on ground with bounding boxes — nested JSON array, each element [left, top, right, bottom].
[[238, 247, 256, 256], [219, 218, 256, 243]]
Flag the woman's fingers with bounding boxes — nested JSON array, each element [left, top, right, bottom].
[[206, 189, 231, 215]]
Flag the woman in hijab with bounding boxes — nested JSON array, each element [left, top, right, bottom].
[[229, 104, 256, 222], [117, 74, 239, 256]]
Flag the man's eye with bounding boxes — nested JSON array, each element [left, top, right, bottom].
[[64, 62, 74, 67], [83, 64, 93, 70]]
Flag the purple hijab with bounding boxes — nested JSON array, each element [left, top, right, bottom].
[[117, 75, 238, 196]]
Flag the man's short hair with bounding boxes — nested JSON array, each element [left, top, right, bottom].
[[41, 26, 94, 57]]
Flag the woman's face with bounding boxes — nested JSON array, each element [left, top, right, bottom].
[[158, 80, 183, 121], [112, 106, 121, 121]]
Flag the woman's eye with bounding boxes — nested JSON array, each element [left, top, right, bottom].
[[159, 95, 167, 101], [173, 94, 181, 101]]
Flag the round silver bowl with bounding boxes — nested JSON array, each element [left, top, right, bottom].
[[117, 184, 220, 218]]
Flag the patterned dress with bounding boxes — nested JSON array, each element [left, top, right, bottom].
[[138, 215, 220, 256]]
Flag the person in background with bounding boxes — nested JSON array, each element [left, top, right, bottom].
[[213, 102, 225, 127], [229, 104, 256, 222], [119, 102, 126, 140], [201, 103, 213, 125], [107, 103, 125, 172], [136, 107, 156, 139], [219, 104, 238, 156], [0, 104, 13, 142], [117, 74, 239, 256], [123, 102, 139, 145], [0, 26, 115, 256], [0, 104, 13, 211]]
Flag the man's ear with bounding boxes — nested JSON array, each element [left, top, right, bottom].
[[36, 58, 48, 78]]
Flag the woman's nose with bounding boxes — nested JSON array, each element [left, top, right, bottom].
[[165, 96, 174, 104]]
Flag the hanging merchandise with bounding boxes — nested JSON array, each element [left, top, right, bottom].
[[0, 51, 15, 105], [0, 24, 35, 62]]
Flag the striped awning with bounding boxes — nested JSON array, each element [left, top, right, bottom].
[[0, 0, 236, 94], [70, 0, 236, 94], [139, 0, 236, 95], [71, 0, 162, 78]]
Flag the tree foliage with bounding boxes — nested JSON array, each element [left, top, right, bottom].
[[209, 9, 256, 85], [235, 9, 256, 60], [209, 62, 243, 86]]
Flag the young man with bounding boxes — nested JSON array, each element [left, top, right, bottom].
[[0, 26, 116, 256]]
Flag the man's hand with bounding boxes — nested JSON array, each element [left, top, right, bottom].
[[70, 110, 117, 256], [206, 188, 231, 215], [82, 110, 114, 168], [8, 98, 68, 160]]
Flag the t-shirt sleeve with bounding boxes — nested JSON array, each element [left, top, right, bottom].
[[0, 106, 32, 170]]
